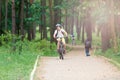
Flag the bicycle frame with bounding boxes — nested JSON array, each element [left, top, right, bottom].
[[58, 38, 64, 60]]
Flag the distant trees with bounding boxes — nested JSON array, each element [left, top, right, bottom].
[[0, 0, 120, 52], [91, 0, 119, 52]]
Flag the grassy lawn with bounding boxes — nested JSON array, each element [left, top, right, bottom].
[[0, 38, 59, 80], [92, 32, 120, 69], [0, 47, 38, 80], [95, 49, 120, 69]]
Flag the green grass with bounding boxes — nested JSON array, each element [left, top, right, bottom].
[[92, 33, 101, 46], [95, 49, 120, 69], [0, 30, 73, 80], [41, 48, 58, 56], [0, 38, 59, 80], [92, 32, 120, 69], [0, 47, 38, 80]]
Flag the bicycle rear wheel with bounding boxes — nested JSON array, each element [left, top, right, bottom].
[[59, 48, 64, 60]]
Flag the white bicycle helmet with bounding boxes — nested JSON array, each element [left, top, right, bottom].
[[56, 24, 61, 27]]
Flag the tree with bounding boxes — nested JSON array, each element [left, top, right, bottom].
[[41, 0, 47, 39], [0, 0, 3, 35], [101, 23, 111, 51], [54, 0, 62, 26], [70, 7, 74, 34], [5, 0, 8, 30], [25, 1, 36, 41], [49, 0, 55, 43], [108, 0, 118, 52], [82, 19, 85, 43], [19, 0, 24, 40], [12, 0, 16, 34], [76, 14, 81, 40], [11, 0, 16, 51]]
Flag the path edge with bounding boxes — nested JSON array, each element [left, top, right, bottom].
[[30, 55, 40, 80], [97, 55, 120, 69]]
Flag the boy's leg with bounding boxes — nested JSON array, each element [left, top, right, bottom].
[[85, 48, 90, 56], [57, 38, 60, 52], [62, 38, 66, 54]]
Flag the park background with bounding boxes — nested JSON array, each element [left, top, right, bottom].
[[0, 0, 120, 80]]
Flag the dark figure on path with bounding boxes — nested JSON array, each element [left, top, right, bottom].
[[71, 34, 75, 46], [85, 38, 91, 56]]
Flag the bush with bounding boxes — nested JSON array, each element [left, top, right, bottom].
[[0, 35, 58, 80], [34, 39, 58, 56], [0, 33, 58, 56], [10, 39, 58, 56], [0, 32, 12, 46]]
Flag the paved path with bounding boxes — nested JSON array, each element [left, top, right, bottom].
[[34, 46, 120, 80]]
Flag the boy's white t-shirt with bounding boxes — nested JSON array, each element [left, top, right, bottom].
[[54, 29, 65, 38]]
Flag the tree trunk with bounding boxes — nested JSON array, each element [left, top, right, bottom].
[[115, 15, 120, 38], [41, 0, 47, 39], [28, 27, 32, 41], [67, 15, 71, 34], [12, 0, 16, 51], [39, 25, 43, 40], [28, 26, 36, 41], [28, 26, 35, 41], [109, 0, 118, 52], [49, 0, 55, 43], [71, 8, 74, 34], [19, 0, 24, 40], [0, 0, 2, 35], [5, 0, 8, 31], [76, 16, 81, 40], [101, 24, 110, 51], [82, 21, 85, 43], [26, 1, 32, 41], [65, 9, 68, 43], [12, 0, 16, 34], [25, 1, 35, 40], [32, 26, 36, 39], [85, 9, 92, 42]]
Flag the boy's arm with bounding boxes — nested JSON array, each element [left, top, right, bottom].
[[64, 31, 68, 37], [62, 29, 68, 37]]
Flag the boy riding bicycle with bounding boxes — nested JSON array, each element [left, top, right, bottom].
[[53, 24, 68, 53]]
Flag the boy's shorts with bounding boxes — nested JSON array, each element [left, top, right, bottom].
[[57, 38, 66, 44]]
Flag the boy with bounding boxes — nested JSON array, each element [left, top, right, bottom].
[[53, 24, 67, 53], [85, 38, 91, 56]]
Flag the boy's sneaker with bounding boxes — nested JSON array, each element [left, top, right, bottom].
[[86, 54, 90, 56]]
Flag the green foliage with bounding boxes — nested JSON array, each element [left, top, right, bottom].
[[34, 39, 58, 56], [92, 33, 101, 46], [0, 32, 12, 46], [0, 36, 58, 80], [0, 46, 37, 80], [0, 32, 58, 56], [95, 48, 120, 69]]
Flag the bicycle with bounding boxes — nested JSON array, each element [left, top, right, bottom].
[[58, 38, 65, 60]]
